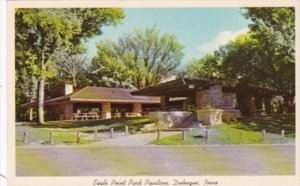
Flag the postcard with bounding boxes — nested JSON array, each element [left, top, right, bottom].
[[2, 0, 300, 186]]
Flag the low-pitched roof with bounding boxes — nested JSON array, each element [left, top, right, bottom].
[[131, 78, 282, 97], [21, 86, 160, 108]]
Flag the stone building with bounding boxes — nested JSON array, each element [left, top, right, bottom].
[[21, 85, 160, 121], [132, 78, 283, 125]]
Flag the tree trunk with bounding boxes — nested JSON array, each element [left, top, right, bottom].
[[38, 78, 45, 124], [72, 76, 77, 88], [29, 108, 33, 121]]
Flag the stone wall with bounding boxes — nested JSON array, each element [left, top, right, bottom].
[[195, 85, 224, 108], [148, 111, 193, 128], [195, 85, 240, 123], [64, 102, 74, 120], [133, 103, 142, 113], [160, 96, 169, 110]]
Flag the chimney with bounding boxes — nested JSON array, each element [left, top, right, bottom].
[[65, 84, 73, 95]]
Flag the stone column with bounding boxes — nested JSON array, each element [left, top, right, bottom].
[[133, 103, 142, 113], [195, 90, 210, 108], [101, 102, 111, 119], [249, 96, 256, 114], [64, 102, 74, 120], [160, 96, 169, 110], [208, 85, 223, 108], [255, 96, 263, 113], [264, 96, 272, 114]]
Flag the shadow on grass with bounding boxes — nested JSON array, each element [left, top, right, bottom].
[[232, 114, 295, 135], [18, 117, 151, 133]]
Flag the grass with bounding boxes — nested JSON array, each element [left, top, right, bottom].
[[152, 114, 295, 145], [16, 117, 150, 146], [234, 114, 295, 137], [16, 126, 89, 145]]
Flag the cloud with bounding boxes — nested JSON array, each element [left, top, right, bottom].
[[197, 28, 248, 55]]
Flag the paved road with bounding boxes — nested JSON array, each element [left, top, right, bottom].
[[16, 144, 295, 176]]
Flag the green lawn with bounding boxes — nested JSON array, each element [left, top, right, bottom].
[[153, 115, 295, 145], [16, 117, 150, 146]]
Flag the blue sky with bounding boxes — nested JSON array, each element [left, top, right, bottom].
[[85, 8, 250, 65]]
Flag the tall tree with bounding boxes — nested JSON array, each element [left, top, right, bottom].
[[184, 54, 220, 79], [242, 7, 295, 94], [90, 27, 184, 89], [54, 46, 87, 88], [15, 8, 125, 123], [88, 40, 134, 88]]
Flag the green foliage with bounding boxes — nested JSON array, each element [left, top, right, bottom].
[[89, 27, 184, 89], [15, 8, 125, 122], [53, 46, 88, 88], [88, 41, 134, 88], [184, 55, 220, 78], [184, 7, 295, 96], [241, 7, 295, 93]]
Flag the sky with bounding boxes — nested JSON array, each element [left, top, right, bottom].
[[85, 8, 250, 65]]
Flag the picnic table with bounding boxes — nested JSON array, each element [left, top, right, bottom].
[[125, 112, 142, 118], [73, 113, 100, 120]]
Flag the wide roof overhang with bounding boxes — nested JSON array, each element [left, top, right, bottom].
[[131, 78, 283, 97], [131, 78, 238, 97]]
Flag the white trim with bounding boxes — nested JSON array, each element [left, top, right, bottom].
[[70, 98, 160, 104]]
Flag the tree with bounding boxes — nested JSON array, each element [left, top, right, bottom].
[[215, 33, 264, 84], [184, 54, 220, 79], [88, 40, 134, 88], [15, 8, 125, 123], [90, 27, 184, 89], [54, 46, 87, 88], [242, 7, 295, 93]]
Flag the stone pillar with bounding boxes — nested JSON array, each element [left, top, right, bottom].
[[101, 102, 111, 119], [248, 96, 256, 114], [64, 102, 74, 120], [255, 96, 263, 114], [264, 96, 272, 114], [160, 96, 169, 110], [133, 103, 142, 113], [208, 85, 223, 107], [195, 90, 210, 108], [183, 97, 193, 110]]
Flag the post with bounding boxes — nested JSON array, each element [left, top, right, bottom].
[[262, 130, 266, 139], [281, 130, 285, 139], [110, 128, 114, 138], [125, 125, 129, 135], [94, 129, 97, 141], [76, 131, 80, 144], [182, 130, 187, 141], [239, 130, 242, 140], [50, 131, 54, 144], [23, 130, 28, 143], [205, 129, 209, 140]]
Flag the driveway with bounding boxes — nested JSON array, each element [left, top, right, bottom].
[[16, 143, 295, 176]]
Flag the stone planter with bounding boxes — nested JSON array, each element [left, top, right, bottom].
[[196, 109, 223, 125]]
